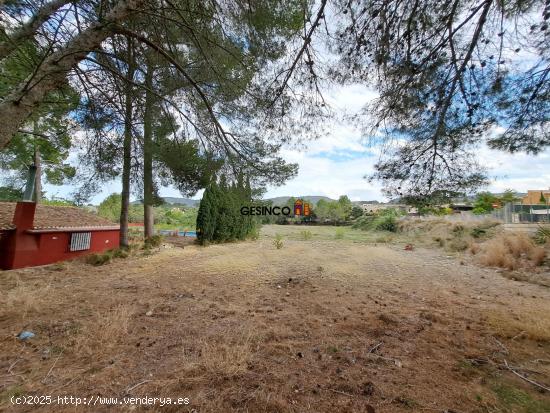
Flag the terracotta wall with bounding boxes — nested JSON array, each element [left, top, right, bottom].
[[1, 202, 120, 270], [1, 229, 120, 270]]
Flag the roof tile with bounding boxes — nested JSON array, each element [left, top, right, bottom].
[[0, 202, 117, 231]]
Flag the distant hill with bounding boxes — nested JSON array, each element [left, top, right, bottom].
[[131, 195, 384, 207], [265, 196, 336, 206], [131, 197, 200, 207], [162, 197, 200, 206]]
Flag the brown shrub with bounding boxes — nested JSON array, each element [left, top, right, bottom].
[[479, 240, 516, 269], [468, 241, 480, 255], [399, 218, 502, 253], [503, 234, 533, 258], [529, 246, 546, 266], [447, 238, 469, 252], [476, 233, 546, 270]]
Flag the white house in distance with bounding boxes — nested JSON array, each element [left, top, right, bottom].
[[360, 203, 416, 214]]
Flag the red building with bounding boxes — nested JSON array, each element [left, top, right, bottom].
[[0, 201, 119, 270]]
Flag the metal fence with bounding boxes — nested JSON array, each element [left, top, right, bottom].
[[492, 203, 550, 223]]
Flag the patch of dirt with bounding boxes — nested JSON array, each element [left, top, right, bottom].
[[1, 226, 549, 412]]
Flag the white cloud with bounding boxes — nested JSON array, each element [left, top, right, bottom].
[[479, 146, 550, 193], [264, 152, 384, 201], [262, 83, 550, 201]]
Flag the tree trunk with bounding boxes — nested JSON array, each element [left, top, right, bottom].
[[120, 37, 136, 248], [33, 145, 42, 203], [143, 62, 155, 239], [0, 0, 144, 150]]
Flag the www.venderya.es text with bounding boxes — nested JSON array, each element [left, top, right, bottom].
[[11, 395, 190, 407]]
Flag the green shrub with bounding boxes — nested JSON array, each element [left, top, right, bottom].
[[49, 262, 66, 271], [378, 208, 404, 217], [452, 224, 465, 233], [334, 228, 345, 239], [419, 206, 453, 216], [273, 233, 284, 249], [128, 228, 143, 241], [447, 239, 469, 252], [128, 242, 141, 252], [112, 248, 129, 259], [374, 215, 397, 232], [86, 250, 113, 266], [534, 226, 550, 245], [249, 226, 260, 241], [300, 230, 313, 240], [352, 215, 375, 230], [144, 235, 163, 249], [352, 213, 398, 232], [470, 227, 486, 238]]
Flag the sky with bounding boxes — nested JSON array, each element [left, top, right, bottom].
[[261, 83, 550, 202], [42, 80, 550, 205]]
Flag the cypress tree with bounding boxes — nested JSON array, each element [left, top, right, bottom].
[[214, 175, 230, 241], [244, 177, 256, 237], [197, 183, 217, 244], [196, 174, 257, 244]]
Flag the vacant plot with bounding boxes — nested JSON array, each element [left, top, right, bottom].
[[1, 225, 549, 412]]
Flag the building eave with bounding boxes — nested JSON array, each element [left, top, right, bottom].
[[26, 225, 120, 234]]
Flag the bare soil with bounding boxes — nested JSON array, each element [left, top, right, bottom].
[[1, 225, 549, 412]]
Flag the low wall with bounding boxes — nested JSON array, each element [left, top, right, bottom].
[[502, 223, 547, 234]]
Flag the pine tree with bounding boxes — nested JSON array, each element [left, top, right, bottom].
[[0, 39, 78, 200]]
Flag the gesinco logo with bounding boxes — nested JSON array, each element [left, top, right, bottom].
[[292, 199, 310, 216], [240, 205, 291, 216], [240, 199, 311, 216]]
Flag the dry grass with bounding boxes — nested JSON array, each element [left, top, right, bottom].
[[198, 330, 255, 379], [398, 218, 502, 254], [74, 304, 134, 353], [4, 284, 49, 315], [1, 275, 52, 320], [487, 307, 550, 342], [477, 233, 546, 270], [1, 226, 549, 413]]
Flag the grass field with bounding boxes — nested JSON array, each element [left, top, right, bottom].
[[1, 224, 549, 412]]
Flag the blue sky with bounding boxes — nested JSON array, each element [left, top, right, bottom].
[[42, 82, 549, 204]]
